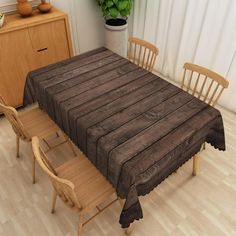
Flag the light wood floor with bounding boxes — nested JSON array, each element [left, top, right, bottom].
[[0, 105, 236, 236]]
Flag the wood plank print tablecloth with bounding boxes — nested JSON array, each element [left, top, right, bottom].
[[23, 47, 226, 228]]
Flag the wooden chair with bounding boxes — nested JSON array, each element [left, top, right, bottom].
[[181, 63, 229, 107], [32, 136, 118, 236], [181, 63, 229, 176], [128, 37, 159, 72], [0, 95, 76, 183]]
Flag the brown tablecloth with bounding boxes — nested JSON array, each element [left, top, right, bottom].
[[24, 47, 226, 228]]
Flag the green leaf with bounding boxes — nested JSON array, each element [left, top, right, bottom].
[[109, 7, 119, 18], [126, 1, 132, 11], [101, 2, 106, 9], [120, 10, 128, 17], [116, 0, 128, 11], [103, 9, 110, 16], [106, 0, 114, 8], [102, 4, 107, 11], [97, 0, 133, 18], [97, 0, 102, 6]]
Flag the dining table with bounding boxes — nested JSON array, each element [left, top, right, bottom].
[[23, 47, 226, 228]]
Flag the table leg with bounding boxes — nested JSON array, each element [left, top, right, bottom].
[[118, 198, 134, 235]]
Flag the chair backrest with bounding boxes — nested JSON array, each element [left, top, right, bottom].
[[181, 63, 229, 107], [32, 136, 82, 210], [128, 37, 159, 72], [0, 95, 31, 141], [0, 95, 7, 106]]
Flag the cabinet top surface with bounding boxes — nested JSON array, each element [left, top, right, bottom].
[[0, 8, 66, 34]]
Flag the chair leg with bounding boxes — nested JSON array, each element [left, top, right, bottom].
[[193, 155, 199, 176], [56, 131, 60, 137], [64, 134, 77, 157], [118, 198, 124, 208], [203, 142, 206, 150], [51, 190, 58, 214], [126, 224, 134, 235], [200, 142, 206, 152], [57, 131, 77, 157], [16, 135, 20, 158], [32, 154, 36, 184], [67, 139, 77, 157], [78, 212, 84, 236], [118, 198, 134, 235]]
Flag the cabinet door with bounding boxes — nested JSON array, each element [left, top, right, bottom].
[[0, 29, 33, 107], [28, 19, 70, 70]]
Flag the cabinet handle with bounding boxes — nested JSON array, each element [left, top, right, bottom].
[[37, 47, 48, 52]]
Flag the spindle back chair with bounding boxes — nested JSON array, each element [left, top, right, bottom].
[[0, 99, 31, 141], [32, 136, 118, 236], [0, 95, 76, 183], [181, 63, 229, 107], [32, 137, 81, 210], [181, 63, 229, 173], [128, 37, 159, 72]]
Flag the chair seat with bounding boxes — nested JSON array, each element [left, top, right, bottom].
[[19, 107, 60, 139], [56, 155, 115, 210]]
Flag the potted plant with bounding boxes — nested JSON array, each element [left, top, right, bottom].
[[97, 0, 133, 57]]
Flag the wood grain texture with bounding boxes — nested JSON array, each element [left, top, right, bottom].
[[23, 48, 226, 228], [0, 105, 235, 236]]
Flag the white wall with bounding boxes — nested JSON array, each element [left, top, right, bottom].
[[56, 0, 134, 54], [74, 0, 105, 54], [50, 0, 105, 55]]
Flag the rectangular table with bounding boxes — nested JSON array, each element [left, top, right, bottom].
[[24, 47, 226, 228]]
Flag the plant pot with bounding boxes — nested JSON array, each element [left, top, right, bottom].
[[105, 18, 128, 58]]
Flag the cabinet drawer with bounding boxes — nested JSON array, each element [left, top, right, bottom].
[[28, 19, 70, 69]]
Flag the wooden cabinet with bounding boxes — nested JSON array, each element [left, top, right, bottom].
[[0, 8, 73, 107]]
